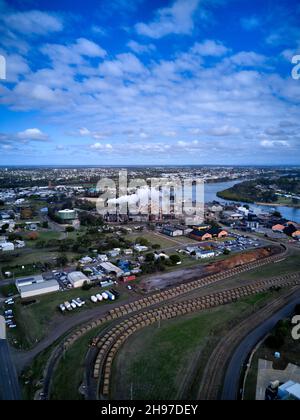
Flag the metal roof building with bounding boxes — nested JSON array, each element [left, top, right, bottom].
[[18, 279, 59, 299], [16, 274, 44, 290], [67, 271, 89, 288]]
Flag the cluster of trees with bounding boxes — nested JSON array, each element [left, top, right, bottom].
[[218, 176, 300, 204], [265, 319, 290, 349], [141, 253, 181, 274]]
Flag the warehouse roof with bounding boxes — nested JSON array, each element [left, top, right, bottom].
[[18, 279, 59, 294], [67, 271, 89, 284], [16, 274, 44, 288]]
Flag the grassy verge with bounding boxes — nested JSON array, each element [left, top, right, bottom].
[[50, 325, 107, 400], [110, 291, 279, 400]]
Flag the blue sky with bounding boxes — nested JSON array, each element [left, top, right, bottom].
[[0, 0, 300, 166]]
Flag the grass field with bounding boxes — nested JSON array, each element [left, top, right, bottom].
[[110, 291, 279, 400], [229, 251, 300, 283], [50, 325, 107, 400], [127, 232, 178, 249], [8, 286, 126, 349]]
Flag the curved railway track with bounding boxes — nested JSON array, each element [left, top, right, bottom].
[[41, 244, 289, 399], [198, 286, 300, 400], [92, 271, 300, 398]]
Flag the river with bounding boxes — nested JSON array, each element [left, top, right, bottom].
[[204, 179, 300, 223]]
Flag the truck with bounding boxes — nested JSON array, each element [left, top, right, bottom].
[[105, 291, 115, 301], [59, 304, 66, 313], [90, 295, 98, 303], [96, 293, 103, 302], [72, 299, 81, 308], [4, 309, 13, 315], [101, 292, 109, 300], [64, 301, 72, 311]]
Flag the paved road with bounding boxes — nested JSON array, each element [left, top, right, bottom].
[[221, 289, 300, 400], [0, 338, 21, 400]]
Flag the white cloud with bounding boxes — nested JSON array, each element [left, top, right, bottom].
[[74, 38, 107, 58], [135, 0, 200, 38], [260, 140, 289, 148], [90, 142, 113, 150], [230, 51, 266, 67], [4, 10, 63, 36], [17, 128, 49, 141], [191, 40, 229, 57], [207, 125, 240, 136], [127, 40, 156, 54]]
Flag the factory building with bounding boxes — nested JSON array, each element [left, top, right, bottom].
[[67, 271, 89, 288], [99, 262, 124, 277]]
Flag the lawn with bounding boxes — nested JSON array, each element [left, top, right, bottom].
[[110, 291, 279, 400], [8, 286, 127, 349], [126, 231, 179, 249], [229, 251, 300, 283], [50, 324, 107, 400]]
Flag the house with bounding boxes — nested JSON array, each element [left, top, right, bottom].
[[154, 252, 169, 260], [79, 256, 93, 265], [123, 248, 133, 256], [195, 250, 215, 259], [189, 226, 228, 241], [0, 242, 14, 252], [283, 224, 297, 237], [189, 230, 213, 241], [15, 240, 25, 248], [292, 230, 300, 240], [98, 254, 108, 262], [162, 226, 183, 237], [108, 248, 120, 257], [207, 227, 228, 238], [186, 246, 198, 254], [272, 224, 285, 233], [134, 244, 148, 252]]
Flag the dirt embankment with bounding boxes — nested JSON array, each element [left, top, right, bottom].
[[138, 246, 281, 293]]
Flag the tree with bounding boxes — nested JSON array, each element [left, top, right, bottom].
[[27, 232, 39, 241], [65, 226, 75, 233], [272, 210, 282, 218], [56, 254, 68, 267], [223, 248, 230, 255], [42, 221, 48, 229], [170, 254, 181, 265], [152, 244, 161, 250], [135, 237, 149, 247], [145, 252, 155, 262]]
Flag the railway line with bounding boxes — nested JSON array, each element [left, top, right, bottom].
[[198, 286, 300, 400], [91, 271, 300, 398], [41, 244, 292, 399]]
